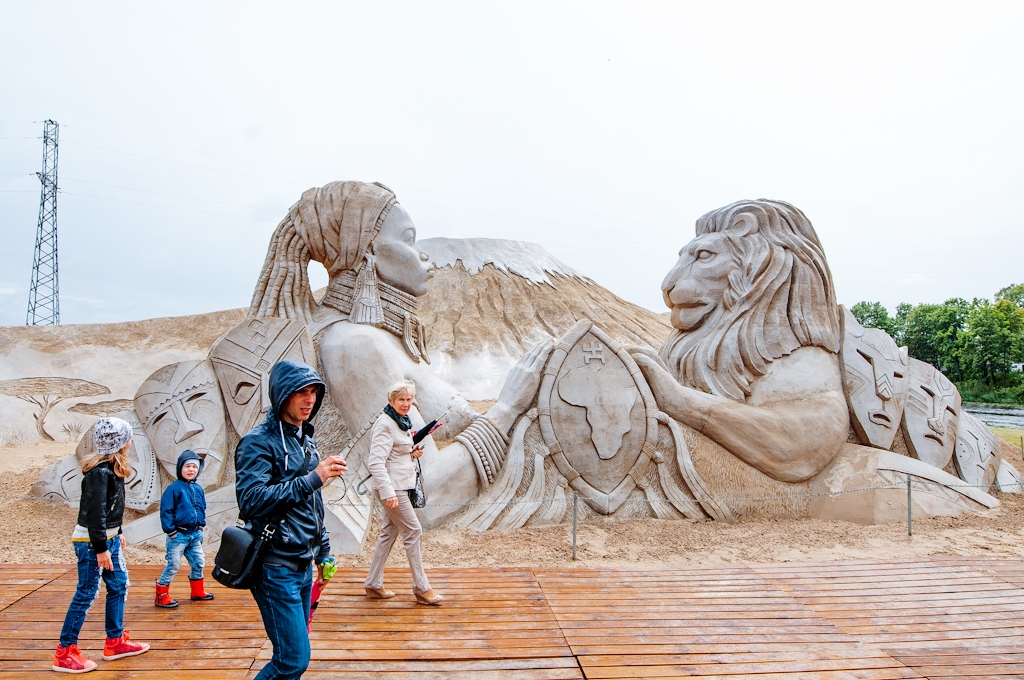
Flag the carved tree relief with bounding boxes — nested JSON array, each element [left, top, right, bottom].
[[0, 378, 111, 441]]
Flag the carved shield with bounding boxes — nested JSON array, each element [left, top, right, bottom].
[[538, 320, 658, 514], [900, 358, 961, 470], [954, 411, 1001, 488], [839, 307, 910, 449], [134, 360, 228, 488], [74, 410, 161, 512], [210, 317, 315, 437]]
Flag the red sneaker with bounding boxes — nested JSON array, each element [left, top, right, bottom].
[[102, 630, 150, 660], [52, 644, 97, 673]]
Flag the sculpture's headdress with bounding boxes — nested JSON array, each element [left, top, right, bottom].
[[249, 181, 396, 323], [248, 180, 429, 362]]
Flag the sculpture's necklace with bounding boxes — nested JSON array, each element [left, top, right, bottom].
[[320, 272, 430, 364]]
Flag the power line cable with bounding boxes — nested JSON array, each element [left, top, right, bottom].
[[62, 124, 681, 226], [60, 191, 274, 222], [60, 177, 283, 213], [60, 140, 315, 187]]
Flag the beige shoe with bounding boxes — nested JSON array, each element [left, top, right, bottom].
[[414, 589, 443, 606], [365, 587, 396, 599]]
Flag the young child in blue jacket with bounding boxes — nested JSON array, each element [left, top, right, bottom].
[[155, 450, 215, 607]]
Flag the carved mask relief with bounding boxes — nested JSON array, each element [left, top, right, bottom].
[[538, 320, 659, 514], [839, 307, 910, 449], [75, 410, 160, 512], [901, 358, 961, 469], [954, 411, 1001, 488], [134, 360, 227, 488], [210, 317, 316, 437]]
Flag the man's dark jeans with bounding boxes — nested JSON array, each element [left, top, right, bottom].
[[251, 560, 313, 680]]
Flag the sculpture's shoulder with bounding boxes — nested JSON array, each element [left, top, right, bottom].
[[318, 321, 406, 365], [747, 346, 844, 407]]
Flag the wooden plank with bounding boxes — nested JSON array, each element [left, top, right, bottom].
[[4, 559, 1024, 677]]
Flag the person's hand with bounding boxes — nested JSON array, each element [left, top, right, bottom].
[[384, 496, 399, 510], [96, 550, 113, 572], [119, 534, 126, 549], [411, 445, 423, 460], [315, 455, 348, 484], [488, 339, 554, 433]]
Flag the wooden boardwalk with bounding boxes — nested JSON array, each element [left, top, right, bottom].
[[2, 557, 1024, 678]]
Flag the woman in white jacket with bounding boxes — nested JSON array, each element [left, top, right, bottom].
[[363, 381, 442, 605]]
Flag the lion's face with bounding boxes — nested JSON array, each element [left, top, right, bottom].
[[662, 232, 735, 332]]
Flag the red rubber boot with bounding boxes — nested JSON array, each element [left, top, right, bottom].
[[189, 578, 214, 601], [154, 583, 178, 608]]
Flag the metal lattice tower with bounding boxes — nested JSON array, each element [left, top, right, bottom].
[[26, 119, 60, 326]]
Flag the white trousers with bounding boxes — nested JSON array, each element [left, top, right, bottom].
[[364, 490, 431, 594]]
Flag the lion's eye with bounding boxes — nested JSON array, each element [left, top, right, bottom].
[[696, 250, 714, 261]]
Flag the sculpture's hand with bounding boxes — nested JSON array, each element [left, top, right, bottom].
[[488, 339, 554, 433], [632, 352, 704, 426]]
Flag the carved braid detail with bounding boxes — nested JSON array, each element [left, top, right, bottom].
[[456, 416, 509, 487]]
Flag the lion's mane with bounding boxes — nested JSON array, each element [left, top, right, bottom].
[[660, 199, 841, 401]]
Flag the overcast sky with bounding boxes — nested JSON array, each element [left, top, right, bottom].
[[1, 2, 1022, 327]]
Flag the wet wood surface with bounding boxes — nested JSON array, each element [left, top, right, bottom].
[[1, 557, 1023, 677]]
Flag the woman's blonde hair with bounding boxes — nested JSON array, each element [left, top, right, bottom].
[[387, 380, 416, 404], [81, 442, 132, 479]]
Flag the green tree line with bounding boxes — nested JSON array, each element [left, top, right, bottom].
[[850, 283, 1024, 405]]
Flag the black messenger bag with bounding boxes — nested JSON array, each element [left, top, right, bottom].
[[213, 443, 312, 589]]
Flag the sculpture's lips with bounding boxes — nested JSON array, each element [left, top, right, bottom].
[[924, 432, 944, 444], [671, 301, 713, 330], [868, 410, 892, 426]]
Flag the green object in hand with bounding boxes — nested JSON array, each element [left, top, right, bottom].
[[321, 557, 337, 580]]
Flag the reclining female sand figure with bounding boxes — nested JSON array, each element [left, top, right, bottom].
[[248, 181, 552, 527]]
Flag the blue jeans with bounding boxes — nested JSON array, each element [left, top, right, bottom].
[[251, 561, 313, 680], [59, 537, 129, 646], [157, 530, 205, 585]]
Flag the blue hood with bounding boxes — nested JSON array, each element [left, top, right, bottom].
[[175, 449, 204, 482], [268, 360, 326, 424]]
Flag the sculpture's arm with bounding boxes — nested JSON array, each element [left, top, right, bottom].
[[633, 350, 848, 483]]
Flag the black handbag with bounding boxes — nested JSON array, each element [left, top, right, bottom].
[[213, 444, 311, 589], [408, 459, 426, 509], [212, 520, 278, 590]]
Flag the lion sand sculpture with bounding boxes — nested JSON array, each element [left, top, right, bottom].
[[32, 187, 1014, 552]]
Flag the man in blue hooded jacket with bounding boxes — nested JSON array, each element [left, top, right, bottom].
[[235, 360, 347, 680]]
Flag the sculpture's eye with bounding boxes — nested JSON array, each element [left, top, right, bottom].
[[696, 250, 714, 261]]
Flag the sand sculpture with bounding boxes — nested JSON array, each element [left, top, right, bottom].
[[25, 185, 1017, 553]]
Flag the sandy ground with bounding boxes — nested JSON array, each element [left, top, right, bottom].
[[4, 441, 1024, 570]]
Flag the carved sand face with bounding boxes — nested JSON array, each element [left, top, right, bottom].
[[662, 232, 733, 331], [840, 308, 909, 449], [373, 205, 433, 297], [134, 361, 227, 487], [901, 357, 961, 469]]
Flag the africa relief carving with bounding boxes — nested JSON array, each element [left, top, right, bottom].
[[539, 321, 659, 514], [840, 306, 910, 449]]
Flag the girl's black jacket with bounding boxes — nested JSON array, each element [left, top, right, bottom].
[[77, 461, 125, 553]]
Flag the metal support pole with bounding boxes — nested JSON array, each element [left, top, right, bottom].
[[907, 473, 913, 536], [571, 492, 578, 561]]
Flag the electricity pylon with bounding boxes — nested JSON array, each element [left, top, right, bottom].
[[26, 119, 59, 326]]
